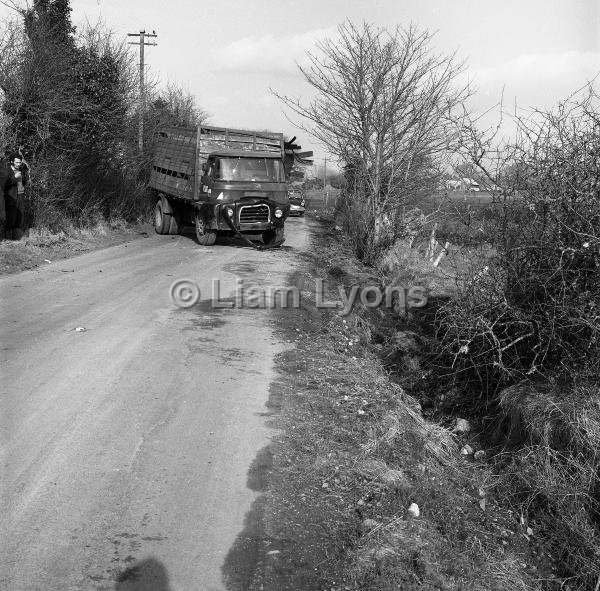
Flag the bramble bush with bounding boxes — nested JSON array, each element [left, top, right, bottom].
[[434, 87, 600, 589], [436, 88, 600, 395]]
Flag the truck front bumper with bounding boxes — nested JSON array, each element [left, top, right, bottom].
[[214, 201, 288, 232]]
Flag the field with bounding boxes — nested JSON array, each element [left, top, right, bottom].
[[303, 188, 341, 211]]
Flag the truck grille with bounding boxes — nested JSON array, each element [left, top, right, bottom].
[[239, 204, 270, 224]]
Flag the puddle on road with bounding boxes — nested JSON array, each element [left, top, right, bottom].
[[181, 299, 228, 331], [180, 300, 269, 372], [177, 237, 301, 364], [222, 261, 258, 276], [218, 347, 259, 364]]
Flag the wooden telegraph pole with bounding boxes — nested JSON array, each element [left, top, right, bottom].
[[128, 30, 157, 153], [323, 157, 328, 207]]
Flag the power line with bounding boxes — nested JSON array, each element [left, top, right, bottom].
[[128, 30, 158, 153]]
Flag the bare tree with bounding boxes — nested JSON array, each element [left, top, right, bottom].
[[275, 21, 468, 261]]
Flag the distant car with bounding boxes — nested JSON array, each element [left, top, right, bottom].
[[288, 190, 305, 216], [461, 177, 480, 192]]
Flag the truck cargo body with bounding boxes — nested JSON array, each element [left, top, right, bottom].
[[149, 125, 290, 246]]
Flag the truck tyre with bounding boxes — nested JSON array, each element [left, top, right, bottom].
[[167, 212, 180, 235], [154, 199, 169, 234], [154, 195, 180, 235], [160, 195, 180, 235], [195, 211, 217, 246]]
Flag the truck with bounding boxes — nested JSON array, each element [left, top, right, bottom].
[[149, 125, 311, 248]]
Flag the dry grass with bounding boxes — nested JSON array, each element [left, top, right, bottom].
[[378, 226, 600, 589], [254, 222, 542, 590], [377, 236, 462, 298], [495, 382, 600, 589], [0, 218, 149, 275], [350, 515, 538, 591]]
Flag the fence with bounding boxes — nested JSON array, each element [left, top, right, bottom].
[[304, 188, 341, 211]]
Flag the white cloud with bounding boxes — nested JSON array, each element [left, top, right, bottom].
[[209, 27, 338, 75], [470, 51, 600, 105], [459, 51, 600, 141]]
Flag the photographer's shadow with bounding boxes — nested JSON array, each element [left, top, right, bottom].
[[114, 558, 172, 591]]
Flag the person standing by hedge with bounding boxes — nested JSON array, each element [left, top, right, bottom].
[[0, 157, 9, 240], [5, 152, 29, 240]]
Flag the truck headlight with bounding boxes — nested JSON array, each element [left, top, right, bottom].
[[274, 208, 283, 218], [225, 206, 234, 217], [300, 200, 305, 207]]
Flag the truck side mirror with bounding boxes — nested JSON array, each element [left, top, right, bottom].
[[201, 163, 209, 174]]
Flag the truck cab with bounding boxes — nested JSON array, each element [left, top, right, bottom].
[[199, 150, 289, 244]]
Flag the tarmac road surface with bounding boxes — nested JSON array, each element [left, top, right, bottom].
[[0, 218, 310, 591]]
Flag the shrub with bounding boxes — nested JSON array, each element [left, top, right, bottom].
[[436, 88, 600, 395], [430, 84, 600, 591]]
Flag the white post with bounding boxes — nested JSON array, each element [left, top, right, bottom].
[[427, 224, 438, 260], [433, 241, 451, 267]]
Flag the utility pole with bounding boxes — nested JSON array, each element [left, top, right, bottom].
[[128, 30, 158, 153], [323, 157, 328, 207]]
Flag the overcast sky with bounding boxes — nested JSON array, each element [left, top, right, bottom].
[[3, 0, 599, 165]]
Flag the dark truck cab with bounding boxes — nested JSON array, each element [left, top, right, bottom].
[[200, 150, 288, 244], [150, 125, 312, 247]]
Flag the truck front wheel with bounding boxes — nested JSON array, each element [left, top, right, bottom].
[[195, 211, 217, 246]]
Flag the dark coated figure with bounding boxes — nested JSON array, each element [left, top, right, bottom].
[[4, 151, 29, 240], [0, 157, 9, 239]]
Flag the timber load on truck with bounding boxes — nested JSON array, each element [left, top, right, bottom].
[[149, 125, 312, 248]]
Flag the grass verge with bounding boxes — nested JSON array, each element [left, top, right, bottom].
[[242, 220, 550, 590], [0, 219, 152, 275], [404, 192, 600, 589]]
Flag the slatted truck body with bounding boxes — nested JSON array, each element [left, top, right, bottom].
[[150, 125, 303, 247]]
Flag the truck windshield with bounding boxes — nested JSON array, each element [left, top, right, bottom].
[[217, 157, 284, 182]]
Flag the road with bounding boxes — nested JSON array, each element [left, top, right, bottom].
[[0, 217, 309, 591]]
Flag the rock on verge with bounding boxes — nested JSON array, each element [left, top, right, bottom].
[[407, 503, 420, 518]]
